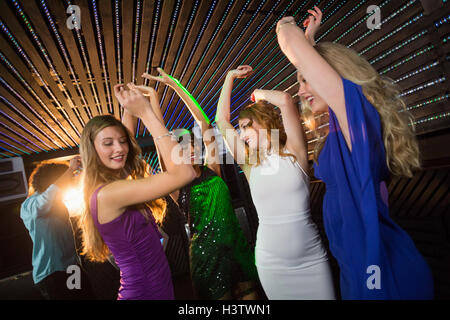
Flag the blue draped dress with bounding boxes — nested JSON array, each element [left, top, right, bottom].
[[313, 78, 434, 299]]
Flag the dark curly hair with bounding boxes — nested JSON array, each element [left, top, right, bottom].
[[28, 161, 68, 194]]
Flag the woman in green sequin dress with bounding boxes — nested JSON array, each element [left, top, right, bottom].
[[124, 69, 258, 299], [178, 155, 258, 299]]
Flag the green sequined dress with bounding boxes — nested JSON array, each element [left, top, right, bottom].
[[179, 165, 258, 299]]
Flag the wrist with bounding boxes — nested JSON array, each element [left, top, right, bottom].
[[154, 131, 175, 142], [276, 20, 297, 34], [253, 89, 265, 102], [226, 72, 237, 81]]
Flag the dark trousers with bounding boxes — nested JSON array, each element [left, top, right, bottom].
[[35, 266, 95, 300]]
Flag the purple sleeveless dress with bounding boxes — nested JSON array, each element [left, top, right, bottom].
[[91, 185, 174, 300]]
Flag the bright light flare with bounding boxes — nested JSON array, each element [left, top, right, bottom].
[[63, 187, 84, 217]]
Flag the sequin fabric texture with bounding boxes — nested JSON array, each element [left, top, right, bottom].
[[179, 166, 258, 299]]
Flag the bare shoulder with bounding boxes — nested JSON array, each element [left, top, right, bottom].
[[96, 181, 126, 224]]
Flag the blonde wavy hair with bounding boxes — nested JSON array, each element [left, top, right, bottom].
[[303, 42, 420, 177], [238, 101, 296, 166], [79, 115, 166, 262]]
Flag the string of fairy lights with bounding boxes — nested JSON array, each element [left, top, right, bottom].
[[0, 0, 448, 161]]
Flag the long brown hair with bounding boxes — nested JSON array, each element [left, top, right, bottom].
[[79, 115, 166, 262], [238, 101, 295, 166], [307, 42, 420, 177]]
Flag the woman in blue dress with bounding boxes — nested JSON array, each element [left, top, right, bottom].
[[275, 11, 434, 299]]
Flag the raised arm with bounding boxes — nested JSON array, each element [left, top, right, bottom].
[[251, 89, 308, 170], [215, 65, 253, 178], [129, 83, 167, 173], [103, 86, 196, 213], [117, 83, 169, 173], [276, 17, 349, 149], [142, 69, 221, 176], [116, 84, 138, 135]]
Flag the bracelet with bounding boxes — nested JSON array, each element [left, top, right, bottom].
[[155, 131, 175, 141]]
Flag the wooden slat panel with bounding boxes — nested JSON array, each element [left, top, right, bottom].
[[0, 61, 78, 146], [45, 0, 100, 118], [135, 0, 156, 86], [0, 80, 66, 150], [412, 169, 449, 217], [121, 0, 134, 86], [0, 99, 55, 152], [99, 0, 120, 117], [75, 0, 109, 115], [0, 1, 85, 134], [0, 0, 448, 160], [20, 0, 92, 123]]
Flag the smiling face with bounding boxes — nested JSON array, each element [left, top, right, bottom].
[[93, 125, 129, 171], [297, 73, 328, 114], [238, 117, 265, 151]]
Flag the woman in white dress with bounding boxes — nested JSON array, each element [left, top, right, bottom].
[[215, 64, 335, 300]]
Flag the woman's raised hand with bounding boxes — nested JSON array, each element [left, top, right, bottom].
[[133, 84, 158, 98], [250, 89, 292, 106], [141, 67, 176, 87], [303, 6, 322, 45], [228, 65, 253, 79], [113, 83, 154, 119]]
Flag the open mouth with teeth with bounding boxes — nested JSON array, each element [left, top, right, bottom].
[[306, 96, 314, 104], [111, 155, 125, 162]]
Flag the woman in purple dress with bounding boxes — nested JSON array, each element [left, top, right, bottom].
[[275, 10, 433, 299], [79, 85, 196, 300]]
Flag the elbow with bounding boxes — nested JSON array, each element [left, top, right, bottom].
[[175, 163, 196, 182], [279, 92, 293, 107], [275, 93, 294, 111]]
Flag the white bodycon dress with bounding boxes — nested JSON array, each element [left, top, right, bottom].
[[249, 150, 335, 300]]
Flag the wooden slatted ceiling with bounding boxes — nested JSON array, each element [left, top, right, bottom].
[[0, 0, 449, 164]]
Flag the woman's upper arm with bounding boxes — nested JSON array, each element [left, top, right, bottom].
[[301, 56, 349, 148], [296, 46, 347, 132], [216, 121, 247, 166], [278, 28, 348, 143], [276, 95, 308, 163], [121, 110, 137, 135]]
